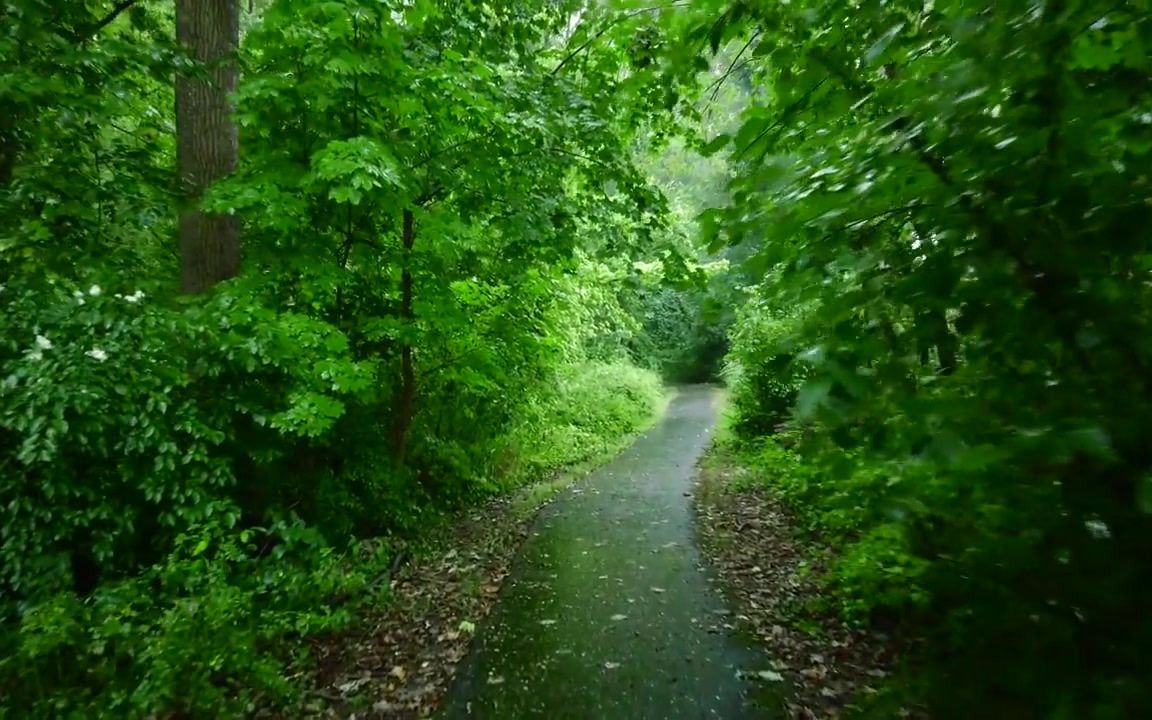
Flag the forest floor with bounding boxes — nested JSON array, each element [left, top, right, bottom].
[[694, 443, 901, 719], [303, 492, 539, 718]]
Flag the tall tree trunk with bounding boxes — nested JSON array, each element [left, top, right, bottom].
[[176, 0, 239, 294], [392, 209, 416, 466]]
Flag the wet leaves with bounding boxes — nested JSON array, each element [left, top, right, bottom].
[[738, 668, 787, 683], [303, 494, 537, 718], [696, 446, 907, 719]]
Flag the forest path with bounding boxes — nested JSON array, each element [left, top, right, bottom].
[[438, 386, 779, 719]]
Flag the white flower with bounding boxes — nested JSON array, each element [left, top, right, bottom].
[[86, 348, 108, 362], [73, 290, 85, 305], [35, 335, 53, 350], [28, 350, 44, 362], [124, 290, 145, 304], [88, 284, 102, 297], [1085, 519, 1111, 540]]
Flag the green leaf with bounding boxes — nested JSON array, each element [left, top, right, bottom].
[[795, 378, 832, 419], [699, 134, 731, 157]]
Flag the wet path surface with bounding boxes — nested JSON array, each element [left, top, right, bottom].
[[439, 386, 778, 719]]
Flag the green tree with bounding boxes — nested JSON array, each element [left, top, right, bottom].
[[661, 0, 1152, 715], [1, 2, 680, 714]]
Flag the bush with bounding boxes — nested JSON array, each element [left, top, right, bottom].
[[508, 361, 664, 474], [0, 279, 374, 613], [724, 299, 810, 437], [740, 436, 932, 625], [2, 520, 389, 718]]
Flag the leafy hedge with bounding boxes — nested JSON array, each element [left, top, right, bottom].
[[4, 522, 387, 718]]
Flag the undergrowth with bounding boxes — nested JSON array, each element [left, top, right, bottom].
[[0, 359, 663, 719]]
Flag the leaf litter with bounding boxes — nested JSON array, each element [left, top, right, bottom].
[[299, 493, 540, 718], [695, 446, 920, 719]]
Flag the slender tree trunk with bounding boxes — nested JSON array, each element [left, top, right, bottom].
[[937, 335, 958, 376], [176, 0, 239, 294], [0, 115, 16, 188], [393, 209, 416, 465]]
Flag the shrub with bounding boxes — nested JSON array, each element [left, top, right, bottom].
[[2, 520, 388, 718], [0, 278, 374, 613], [508, 361, 664, 474], [724, 299, 811, 437]]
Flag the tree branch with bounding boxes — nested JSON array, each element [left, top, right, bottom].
[[707, 30, 761, 103], [843, 203, 931, 230], [736, 78, 827, 159], [78, 0, 139, 41], [551, 2, 689, 76]]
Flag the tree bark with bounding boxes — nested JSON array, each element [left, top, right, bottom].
[[392, 209, 416, 466], [176, 0, 239, 294]]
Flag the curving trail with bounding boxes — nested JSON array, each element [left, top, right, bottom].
[[439, 386, 780, 719]]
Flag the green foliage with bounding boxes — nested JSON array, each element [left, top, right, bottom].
[[3, 520, 388, 718], [508, 361, 665, 473], [618, 260, 734, 382], [0, 0, 688, 715], [0, 1, 176, 280], [734, 435, 931, 626], [724, 297, 810, 435], [0, 277, 374, 606], [663, 0, 1152, 716]]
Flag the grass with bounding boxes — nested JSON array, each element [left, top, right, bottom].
[[509, 385, 676, 519]]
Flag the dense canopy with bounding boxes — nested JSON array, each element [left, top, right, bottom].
[[1, 0, 1149, 717]]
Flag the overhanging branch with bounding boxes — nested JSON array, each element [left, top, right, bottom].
[[75, 0, 139, 42], [551, 2, 690, 76]]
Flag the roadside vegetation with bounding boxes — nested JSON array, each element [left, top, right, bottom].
[[3, 1, 1149, 718], [677, 1, 1152, 717], [0, 2, 700, 716]]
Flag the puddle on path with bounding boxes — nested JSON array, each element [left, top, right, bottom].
[[439, 386, 784, 719]]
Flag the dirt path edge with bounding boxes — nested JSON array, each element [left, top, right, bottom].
[[694, 441, 904, 720]]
